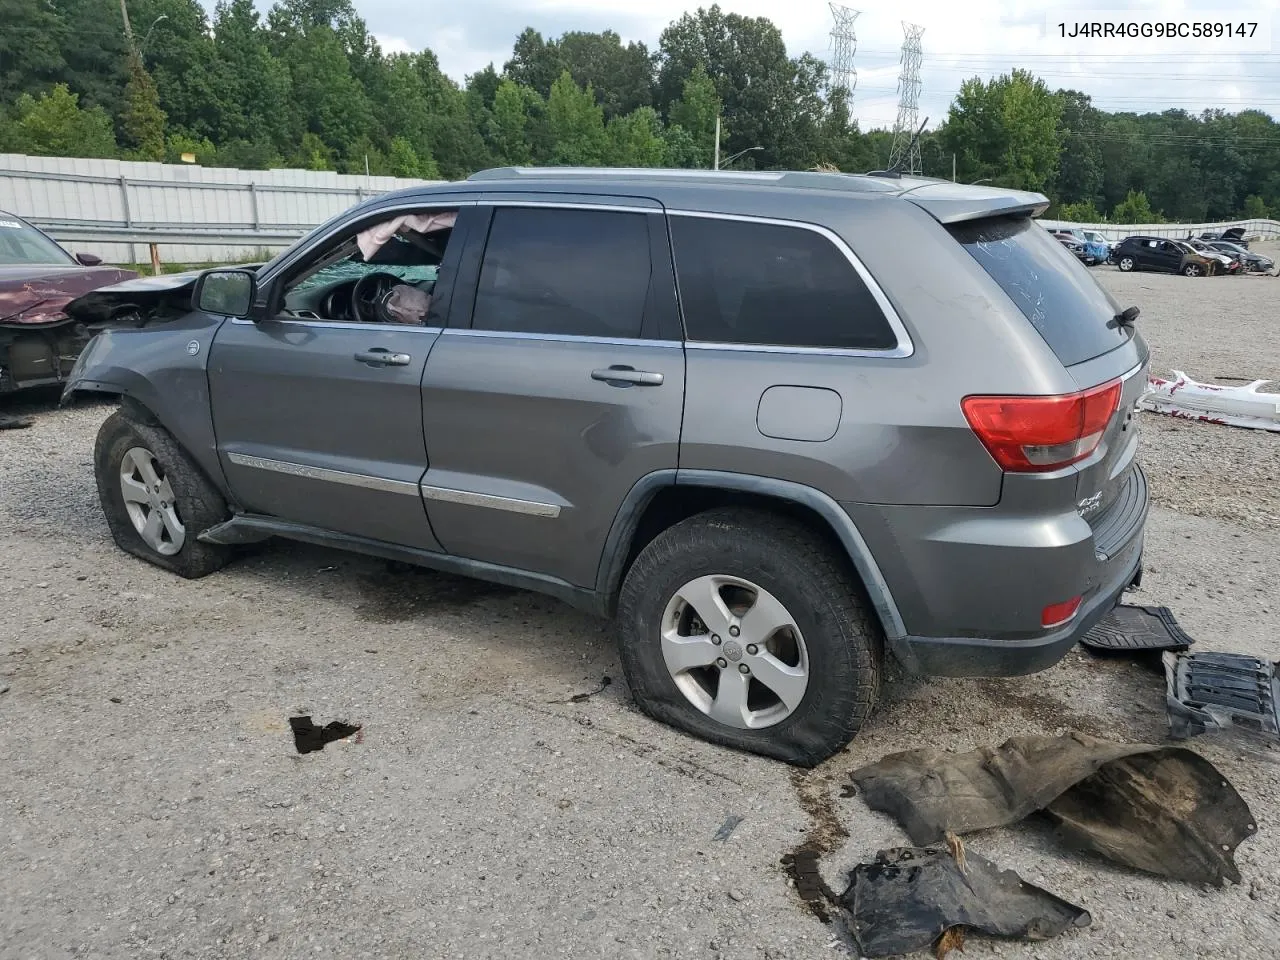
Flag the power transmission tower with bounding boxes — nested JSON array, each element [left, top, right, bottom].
[[828, 4, 859, 108], [888, 22, 925, 175]]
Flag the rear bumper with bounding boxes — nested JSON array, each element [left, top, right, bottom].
[[887, 539, 1143, 677], [843, 462, 1150, 678]]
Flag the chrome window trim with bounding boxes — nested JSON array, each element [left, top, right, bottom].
[[419, 483, 562, 518], [226, 453, 419, 496], [476, 200, 663, 215], [664, 208, 915, 359], [442, 329, 682, 348]]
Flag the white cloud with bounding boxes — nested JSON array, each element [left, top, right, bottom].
[[374, 33, 414, 56]]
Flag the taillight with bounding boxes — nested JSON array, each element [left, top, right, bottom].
[[961, 380, 1122, 472]]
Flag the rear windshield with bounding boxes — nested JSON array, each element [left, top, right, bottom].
[[947, 215, 1130, 367]]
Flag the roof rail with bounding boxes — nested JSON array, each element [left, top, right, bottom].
[[466, 166, 787, 182]]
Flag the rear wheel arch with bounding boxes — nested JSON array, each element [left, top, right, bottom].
[[597, 470, 906, 641]]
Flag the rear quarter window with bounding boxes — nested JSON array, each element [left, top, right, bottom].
[[669, 215, 899, 351], [947, 216, 1131, 367]]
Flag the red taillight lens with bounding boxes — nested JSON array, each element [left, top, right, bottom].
[[1041, 596, 1083, 628], [961, 380, 1122, 473]]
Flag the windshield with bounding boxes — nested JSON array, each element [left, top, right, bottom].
[[0, 216, 75, 266], [948, 215, 1131, 367]]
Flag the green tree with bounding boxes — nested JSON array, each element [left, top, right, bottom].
[[388, 135, 439, 178], [121, 52, 167, 161], [1242, 194, 1270, 219], [1113, 189, 1161, 223], [488, 77, 536, 164], [7, 83, 117, 157], [503, 28, 564, 98], [164, 131, 217, 164], [546, 70, 606, 165], [667, 64, 719, 166], [1056, 200, 1104, 222], [555, 30, 654, 120], [1052, 90, 1103, 205], [606, 106, 665, 166], [0, 0, 67, 102], [942, 69, 1061, 191]]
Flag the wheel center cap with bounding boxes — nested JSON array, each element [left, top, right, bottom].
[[723, 641, 743, 662]]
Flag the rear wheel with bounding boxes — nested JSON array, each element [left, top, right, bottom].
[[616, 508, 882, 767], [1183, 263, 1203, 277], [94, 410, 234, 578], [1118, 256, 1135, 272]]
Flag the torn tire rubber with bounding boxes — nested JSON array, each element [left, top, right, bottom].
[[616, 507, 883, 767], [94, 409, 234, 579]]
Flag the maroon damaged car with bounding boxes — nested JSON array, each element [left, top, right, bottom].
[[0, 211, 137, 394]]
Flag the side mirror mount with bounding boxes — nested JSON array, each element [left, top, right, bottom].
[[195, 268, 257, 319], [75, 252, 103, 266]]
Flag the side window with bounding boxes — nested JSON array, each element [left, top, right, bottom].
[[471, 207, 652, 338], [276, 209, 457, 325], [669, 216, 898, 351]]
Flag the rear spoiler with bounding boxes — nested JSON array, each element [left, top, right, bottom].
[[897, 181, 1050, 225]]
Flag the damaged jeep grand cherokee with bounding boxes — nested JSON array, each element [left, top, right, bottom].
[[62, 167, 1150, 767]]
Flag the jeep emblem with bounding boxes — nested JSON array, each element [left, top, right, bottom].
[[723, 641, 744, 662]]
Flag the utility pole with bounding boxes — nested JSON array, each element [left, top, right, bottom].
[[952, 153, 956, 182], [120, 0, 135, 50], [713, 116, 721, 170]]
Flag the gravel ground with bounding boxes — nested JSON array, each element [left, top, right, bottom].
[[2, 266, 1279, 960]]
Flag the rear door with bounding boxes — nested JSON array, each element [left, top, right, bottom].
[[417, 198, 685, 588]]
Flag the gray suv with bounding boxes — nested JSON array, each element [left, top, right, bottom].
[[62, 167, 1150, 766]]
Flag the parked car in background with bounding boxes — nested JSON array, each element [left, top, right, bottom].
[[1206, 240, 1274, 273], [1052, 230, 1104, 265], [1113, 235, 1220, 276], [1178, 239, 1240, 275], [1056, 228, 1111, 265], [59, 167, 1150, 767], [0, 210, 137, 394], [1198, 227, 1249, 249]]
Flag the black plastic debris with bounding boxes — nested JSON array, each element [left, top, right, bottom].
[[0, 415, 34, 430], [840, 847, 1091, 959], [780, 848, 834, 924], [1164, 651, 1280, 742], [1081, 604, 1195, 653], [850, 733, 1256, 885], [289, 716, 361, 754]]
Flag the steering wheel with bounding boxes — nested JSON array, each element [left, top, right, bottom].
[[350, 271, 403, 323]]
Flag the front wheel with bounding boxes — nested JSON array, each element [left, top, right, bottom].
[[616, 508, 883, 767], [1183, 263, 1203, 277], [94, 410, 234, 578], [1118, 256, 1135, 272]]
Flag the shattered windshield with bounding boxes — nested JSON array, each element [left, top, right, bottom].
[[948, 215, 1130, 367]]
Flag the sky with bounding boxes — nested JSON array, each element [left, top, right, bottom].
[[329, 0, 1278, 130]]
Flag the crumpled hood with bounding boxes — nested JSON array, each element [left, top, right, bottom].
[[0, 265, 139, 325]]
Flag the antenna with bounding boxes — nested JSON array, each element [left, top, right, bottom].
[[828, 4, 859, 110], [887, 22, 925, 176]]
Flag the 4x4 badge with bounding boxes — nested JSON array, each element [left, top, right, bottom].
[[186, 340, 201, 356], [1077, 491, 1103, 517]]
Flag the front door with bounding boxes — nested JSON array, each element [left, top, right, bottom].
[[208, 203, 470, 551], [418, 201, 686, 588]]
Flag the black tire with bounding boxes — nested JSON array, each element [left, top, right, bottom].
[[1183, 263, 1201, 277], [616, 508, 883, 767], [1117, 256, 1135, 272], [94, 409, 234, 578]]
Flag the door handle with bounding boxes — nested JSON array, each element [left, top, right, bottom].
[[354, 348, 411, 367], [591, 366, 664, 387]]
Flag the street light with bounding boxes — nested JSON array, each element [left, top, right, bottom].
[[141, 14, 168, 56], [719, 146, 763, 169]]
